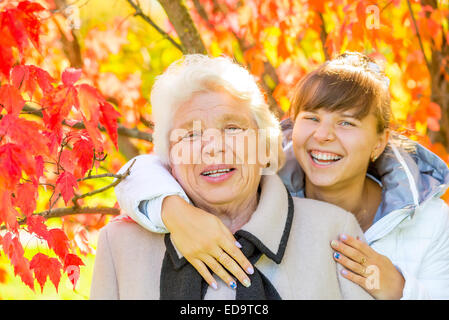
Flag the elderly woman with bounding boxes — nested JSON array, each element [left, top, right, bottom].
[[90, 55, 372, 300]]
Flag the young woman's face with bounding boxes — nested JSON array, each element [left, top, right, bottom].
[[292, 108, 387, 190]]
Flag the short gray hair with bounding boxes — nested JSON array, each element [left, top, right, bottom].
[[151, 54, 284, 170]]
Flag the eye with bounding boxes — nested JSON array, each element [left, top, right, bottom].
[[303, 116, 319, 122], [224, 126, 244, 134], [182, 130, 202, 140], [339, 120, 355, 127]]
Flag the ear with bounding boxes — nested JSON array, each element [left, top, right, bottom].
[[372, 129, 390, 161]]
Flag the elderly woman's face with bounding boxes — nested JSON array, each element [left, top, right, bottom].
[[168, 90, 264, 208]]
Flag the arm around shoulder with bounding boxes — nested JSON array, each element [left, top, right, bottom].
[[114, 154, 189, 233]]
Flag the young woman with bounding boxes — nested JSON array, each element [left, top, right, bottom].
[[115, 52, 449, 299]]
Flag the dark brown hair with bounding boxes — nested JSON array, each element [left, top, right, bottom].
[[290, 52, 391, 133]]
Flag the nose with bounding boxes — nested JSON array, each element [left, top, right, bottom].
[[202, 128, 225, 158], [313, 121, 335, 142]]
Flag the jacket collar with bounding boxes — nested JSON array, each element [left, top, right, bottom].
[[165, 175, 294, 269], [371, 139, 449, 221]]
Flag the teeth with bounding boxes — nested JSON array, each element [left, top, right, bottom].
[[310, 151, 342, 161], [202, 168, 232, 176]]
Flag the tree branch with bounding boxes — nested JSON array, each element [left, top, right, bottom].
[[1, 159, 137, 231], [71, 159, 136, 206], [406, 0, 432, 73], [53, 0, 83, 68], [24, 207, 121, 225], [125, 0, 184, 52], [157, 0, 207, 54], [78, 172, 124, 181], [318, 13, 330, 61], [22, 105, 153, 142]]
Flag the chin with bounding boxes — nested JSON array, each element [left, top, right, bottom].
[[306, 174, 340, 188], [196, 190, 236, 205]]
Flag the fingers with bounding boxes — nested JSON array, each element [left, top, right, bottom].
[[331, 238, 366, 266], [340, 268, 368, 289], [333, 251, 367, 277], [215, 249, 252, 288], [219, 236, 254, 275], [189, 259, 218, 290], [339, 234, 373, 256], [202, 254, 242, 289]]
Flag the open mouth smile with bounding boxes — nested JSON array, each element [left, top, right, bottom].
[[200, 166, 236, 182], [309, 150, 343, 166]]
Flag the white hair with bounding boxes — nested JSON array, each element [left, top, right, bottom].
[[151, 54, 284, 170]]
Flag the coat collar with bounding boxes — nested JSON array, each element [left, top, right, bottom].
[[165, 174, 294, 269]]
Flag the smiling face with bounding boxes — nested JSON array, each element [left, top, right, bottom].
[[292, 108, 388, 190], [168, 90, 264, 210]]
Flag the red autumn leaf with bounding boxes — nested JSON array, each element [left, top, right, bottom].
[[1, 232, 34, 290], [48, 228, 70, 260], [54, 171, 78, 205], [63, 253, 84, 289], [42, 84, 79, 131], [0, 1, 44, 53], [0, 143, 30, 191], [0, 114, 50, 157], [30, 253, 62, 292], [0, 142, 38, 195], [0, 84, 25, 116], [72, 136, 94, 177], [77, 84, 104, 151], [99, 101, 121, 149], [0, 191, 19, 232], [59, 149, 76, 177], [0, 44, 14, 78], [1, 10, 29, 53], [16, 0, 45, 49], [27, 214, 50, 240], [34, 155, 44, 180], [62, 68, 82, 87], [82, 118, 104, 153], [11, 64, 55, 96], [14, 182, 37, 217]]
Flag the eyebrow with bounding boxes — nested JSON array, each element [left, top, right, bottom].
[[176, 113, 252, 129], [340, 113, 360, 118], [220, 114, 252, 126]]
